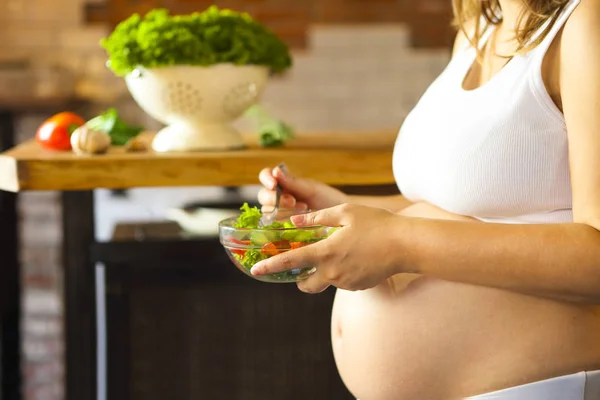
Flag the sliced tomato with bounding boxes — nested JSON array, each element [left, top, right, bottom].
[[231, 249, 247, 257], [273, 240, 290, 250], [36, 112, 86, 151], [226, 237, 251, 257], [226, 237, 251, 245], [261, 242, 279, 256], [290, 242, 306, 250]]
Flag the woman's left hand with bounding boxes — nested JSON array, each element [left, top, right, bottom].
[[250, 203, 407, 294]]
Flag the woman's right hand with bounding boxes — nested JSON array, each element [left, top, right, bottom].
[[258, 164, 348, 212]]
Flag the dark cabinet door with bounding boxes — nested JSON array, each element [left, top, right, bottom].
[[104, 238, 353, 400]]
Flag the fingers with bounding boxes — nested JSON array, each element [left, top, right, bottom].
[[251, 250, 330, 294], [295, 201, 309, 211], [258, 164, 311, 211], [297, 271, 331, 294], [259, 164, 289, 190], [258, 188, 308, 210], [273, 165, 316, 200], [250, 239, 333, 295], [259, 167, 277, 190], [250, 245, 319, 276], [291, 203, 356, 227], [272, 163, 288, 180]]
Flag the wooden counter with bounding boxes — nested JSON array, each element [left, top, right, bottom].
[[0, 131, 397, 192]]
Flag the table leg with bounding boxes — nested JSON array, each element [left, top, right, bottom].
[[0, 110, 22, 400], [62, 191, 96, 400]]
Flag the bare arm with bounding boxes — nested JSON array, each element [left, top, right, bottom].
[[346, 194, 412, 213]]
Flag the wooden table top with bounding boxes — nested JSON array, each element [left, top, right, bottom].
[[0, 131, 398, 192]]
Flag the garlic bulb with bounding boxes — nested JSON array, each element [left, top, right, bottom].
[[71, 125, 111, 155]]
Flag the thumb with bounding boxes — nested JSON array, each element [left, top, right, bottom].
[[291, 204, 353, 227]]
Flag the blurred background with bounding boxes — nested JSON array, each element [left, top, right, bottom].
[[0, 0, 455, 398]]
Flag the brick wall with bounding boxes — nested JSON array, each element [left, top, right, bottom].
[[1, 0, 455, 398], [88, 0, 454, 49]]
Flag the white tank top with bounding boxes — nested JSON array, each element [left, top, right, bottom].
[[393, 0, 581, 224]]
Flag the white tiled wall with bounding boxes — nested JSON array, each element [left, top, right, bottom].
[[237, 25, 449, 132]]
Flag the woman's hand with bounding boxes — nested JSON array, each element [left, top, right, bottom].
[[258, 164, 348, 212], [250, 203, 407, 294]]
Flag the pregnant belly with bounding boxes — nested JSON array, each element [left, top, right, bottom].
[[331, 204, 600, 400]]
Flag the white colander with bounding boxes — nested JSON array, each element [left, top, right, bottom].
[[125, 64, 270, 152]]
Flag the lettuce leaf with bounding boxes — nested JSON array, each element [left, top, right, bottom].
[[101, 6, 292, 77], [233, 203, 262, 229], [234, 249, 267, 270]]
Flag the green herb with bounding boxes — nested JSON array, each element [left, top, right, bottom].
[[258, 123, 294, 147], [245, 105, 295, 147], [100, 7, 293, 77], [86, 108, 144, 146]]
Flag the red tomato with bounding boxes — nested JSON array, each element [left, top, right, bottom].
[[227, 237, 251, 246], [290, 242, 306, 250], [226, 237, 251, 257], [232, 249, 247, 257], [36, 112, 86, 151], [273, 240, 290, 249], [261, 242, 279, 256]]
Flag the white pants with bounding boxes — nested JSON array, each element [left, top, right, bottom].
[[466, 371, 600, 399], [356, 371, 600, 400]]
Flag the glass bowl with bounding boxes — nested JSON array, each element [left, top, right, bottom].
[[218, 209, 333, 283]]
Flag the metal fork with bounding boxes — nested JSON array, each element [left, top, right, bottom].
[[258, 163, 285, 227]]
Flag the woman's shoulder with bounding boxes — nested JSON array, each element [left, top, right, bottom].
[[555, 0, 600, 82], [561, 0, 600, 44]]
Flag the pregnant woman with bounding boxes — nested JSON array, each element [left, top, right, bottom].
[[253, 0, 600, 399]]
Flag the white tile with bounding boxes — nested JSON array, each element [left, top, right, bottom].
[[26, 0, 83, 25], [81, 51, 111, 78], [0, 25, 58, 49], [310, 24, 410, 51], [287, 55, 323, 80], [58, 26, 109, 51]]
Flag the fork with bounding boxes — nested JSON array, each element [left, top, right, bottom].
[[258, 163, 285, 227]]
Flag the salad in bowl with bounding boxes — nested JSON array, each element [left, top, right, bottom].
[[219, 203, 337, 283]]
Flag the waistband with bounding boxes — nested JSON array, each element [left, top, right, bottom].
[[466, 370, 600, 400]]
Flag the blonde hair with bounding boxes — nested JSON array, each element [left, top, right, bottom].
[[452, 0, 570, 57]]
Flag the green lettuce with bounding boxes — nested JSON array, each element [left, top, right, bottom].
[[101, 7, 292, 77], [233, 203, 262, 229], [234, 249, 267, 270], [230, 203, 339, 279]]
